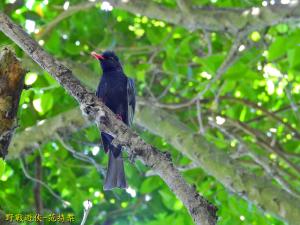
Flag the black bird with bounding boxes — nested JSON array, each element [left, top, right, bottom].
[[91, 50, 136, 190]]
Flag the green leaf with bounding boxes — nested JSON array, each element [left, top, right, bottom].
[[195, 54, 224, 74], [288, 46, 300, 69], [146, 27, 164, 44], [0, 159, 6, 177], [224, 63, 260, 80], [268, 37, 288, 60], [140, 176, 162, 193], [33, 92, 54, 115]]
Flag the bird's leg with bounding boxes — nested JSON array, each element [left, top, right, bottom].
[[98, 97, 104, 103], [128, 149, 137, 164], [116, 114, 123, 120]]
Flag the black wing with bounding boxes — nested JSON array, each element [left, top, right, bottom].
[[96, 78, 107, 100], [127, 77, 136, 127]]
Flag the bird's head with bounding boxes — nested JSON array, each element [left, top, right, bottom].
[[91, 50, 122, 72]]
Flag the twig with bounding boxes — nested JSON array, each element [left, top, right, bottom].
[[37, 1, 100, 38], [196, 99, 205, 134], [55, 134, 106, 177], [80, 200, 93, 225], [203, 31, 212, 57], [246, 102, 300, 123], [212, 80, 226, 109], [221, 96, 300, 140], [140, 35, 244, 110], [209, 121, 300, 198], [224, 116, 300, 176], [156, 76, 175, 99], [34, 155, 44, 225], [285, 83, 300, 122], [19, 158, 70, 207], [197, 34, 243, 98]]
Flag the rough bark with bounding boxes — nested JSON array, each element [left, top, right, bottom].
[[8, 108, 89, 159], [0, 47, 25, 158], [0, 13, 217, 225], [39, 0, 300, 36], [135, 104, 300, 225], [112, 0, 300, 33]]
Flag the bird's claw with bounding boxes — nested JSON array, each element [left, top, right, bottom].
[[128, 152, 137, 164], [116, 114, 123, 120]]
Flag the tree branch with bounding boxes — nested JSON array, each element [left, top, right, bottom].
[[0, 48, 25, 158], [34, 155, 44, 225], [37, 1, 99, 38], [224, 116, 300, 175], [38, 0, 300, 36], [0, 13, 217, 225], [8, 108, 89, 159], [135, 103, 300, 225], [209, 120, 300, 198], [246, 101, 300, 123], [221, 96, 300, 140], [20, 158, 70, 206]]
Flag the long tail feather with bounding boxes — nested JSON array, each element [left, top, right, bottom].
[[101, 133, 127, 190], [104, 149, 127, 190]]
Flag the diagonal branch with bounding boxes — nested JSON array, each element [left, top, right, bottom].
[[221, 96, 300, 140], [0, 13, 217, 225], [38, 0, 300, 37], [224, 116, 300, 175], [135, 103, 300, 225], [209, 120, 300, 198]]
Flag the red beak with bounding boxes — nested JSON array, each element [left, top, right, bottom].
[[91, 51, 105, 60]]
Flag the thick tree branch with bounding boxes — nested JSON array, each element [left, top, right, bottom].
[[0, 48, 25, 158], [135, 103, 300, 225], [115, 1, 300, 33], [8, 108, 88, 159], [0, 13, 217, 225], [39, 0, 300, 36]]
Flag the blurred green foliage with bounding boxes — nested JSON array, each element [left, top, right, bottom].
[[0, 0, 299, 225]]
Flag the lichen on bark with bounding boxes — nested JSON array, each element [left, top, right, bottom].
[[0, 47, 25, 158]]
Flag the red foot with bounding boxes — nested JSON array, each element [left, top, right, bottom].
[[116, 114, 123, 120], [99, 97, 105, 103]]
